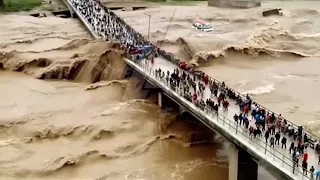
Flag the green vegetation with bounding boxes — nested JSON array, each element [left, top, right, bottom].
[[143, 0, 205, 2], [1, 0, 42, 12], [171, 0, 206, 1]]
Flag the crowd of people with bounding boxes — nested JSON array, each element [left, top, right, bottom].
[[155, 61, 317, 179], [72, 0, 148, 48], [69, 0, 320, 178]]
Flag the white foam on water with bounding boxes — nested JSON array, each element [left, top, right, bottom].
[[101, 105, 122, 116], [235, 80, 249, 89], [272, 73, 299, 80], [243, 84, 275, 95], [0, 139, 19, 147]]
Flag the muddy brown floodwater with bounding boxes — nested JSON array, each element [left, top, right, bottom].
[[1, 1, 320, 180]]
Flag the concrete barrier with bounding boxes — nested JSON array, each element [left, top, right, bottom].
[[262, 9, 282, 17]]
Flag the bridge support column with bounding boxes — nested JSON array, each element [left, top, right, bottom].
[[158, 92, 162, 107], [157, 91, 179, 111], [229, 144, 238, 180], [229, 144, 258, 180], [62, 0, 75, 18]]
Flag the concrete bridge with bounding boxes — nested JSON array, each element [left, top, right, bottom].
[[62, 0, 318, 179]]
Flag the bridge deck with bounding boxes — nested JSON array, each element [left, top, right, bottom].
[[146, 57, 318, 179]]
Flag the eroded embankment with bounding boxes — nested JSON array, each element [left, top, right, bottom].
[[0, 38, 127, 83]]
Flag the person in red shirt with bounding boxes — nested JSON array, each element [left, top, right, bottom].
[[249, 126, 254, 139], [244, 105, 249, 115], [303, 152, 308, 162], [203, 74, 209, 85], [267, 124, 272, 133], [266, 114, 271, 124], [193, 93, 198, 101], [217, 97, 221, 106], [223, 100, 229, 111], [179, 62, 187, 70]]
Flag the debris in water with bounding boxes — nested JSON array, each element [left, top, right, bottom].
[[262, 8, 283, 17], [30, 13, 47, 18]]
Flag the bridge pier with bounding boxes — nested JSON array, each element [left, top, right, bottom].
[[62, 0, 75, 18], [229, 144, 258, 180], [157, 92, 179, 111], [158, 92, 162, 107], [178, 105, 187, 115], [229, 144, 238, 180]]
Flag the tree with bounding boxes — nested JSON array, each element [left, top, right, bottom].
[[0, 0, 4, 9]]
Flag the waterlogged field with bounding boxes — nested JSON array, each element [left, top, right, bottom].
[[2, 0, 42, 11]]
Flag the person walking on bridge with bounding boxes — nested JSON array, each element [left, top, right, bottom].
[[294, 150, 300, 167], [281, 136, 287, 149], [275, 131, 280, 145], [265, 130, 270, 143], [315, 168, 320, 180], [249, 126, 254, 139], [193, 92, 198, 102], [310, 166, 315, 179], [289, 142, 295, 153], [302, 159, 308, 175], [233, 114, 239, 124], [304, 133, 308, 143], [270, 136, 275, 148]]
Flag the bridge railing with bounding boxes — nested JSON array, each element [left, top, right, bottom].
[[136, 60, 313, 180]]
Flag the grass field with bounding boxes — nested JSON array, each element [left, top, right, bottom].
[[1, 0, 42, 11], [143, 0, 205, 2]]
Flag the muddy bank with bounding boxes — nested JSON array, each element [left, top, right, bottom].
[[0, 38, 128, 83]]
